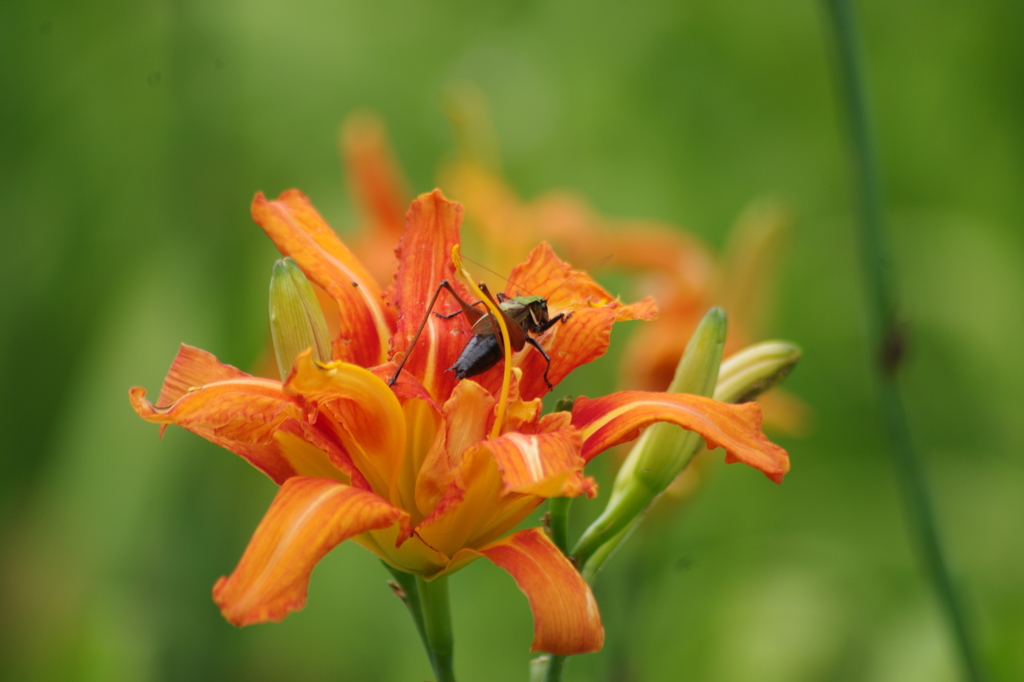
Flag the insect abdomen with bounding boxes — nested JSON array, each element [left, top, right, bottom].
[[448, 333, 502, 379]]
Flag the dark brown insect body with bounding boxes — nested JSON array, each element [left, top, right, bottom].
[[388, 281, 568, 389]]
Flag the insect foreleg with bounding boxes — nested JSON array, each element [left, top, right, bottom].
[[534, 311, 571, 334], [525, 310, 571, 390], [524, 337, 556, 390]]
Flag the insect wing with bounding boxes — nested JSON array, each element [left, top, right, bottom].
[[474, 283, 527, 351], [451, 290, 488, 327]]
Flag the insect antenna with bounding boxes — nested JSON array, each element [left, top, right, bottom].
[[460, 252, 614, 301], [541, 253, 615, 301], [459, 254, 535, 296]]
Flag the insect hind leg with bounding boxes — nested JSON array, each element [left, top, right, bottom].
[[434, 306, 471, 320], [388, 280, 485, 386]]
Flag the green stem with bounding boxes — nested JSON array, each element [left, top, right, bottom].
[[571, 480, 653, 570], [418, 575, 456, 682], [536, 494, 647, 682], [822, 2, 986, 681], [548, 497, 572, 556], [581, 516, 639, 585], [382, 563, 431, 667], [542, 654, 568, 682]]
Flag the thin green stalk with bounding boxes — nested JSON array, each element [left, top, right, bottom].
[[822, 2, 986, 680], [548, 497, 572, 556], [581, 515, 640, 585], [571, 483, 652, 571], [541, 654, 567, 682], [418, 575, 456, 682], [383, 563, 431, 667]]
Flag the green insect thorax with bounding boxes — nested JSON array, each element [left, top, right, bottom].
[[499, 295, 549, 330], [501, 295, 545, 309]]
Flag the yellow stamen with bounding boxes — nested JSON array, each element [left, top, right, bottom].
[[451, 245, 511, 439]]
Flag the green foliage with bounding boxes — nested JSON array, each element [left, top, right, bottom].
[[1, 0, 1021, 680]]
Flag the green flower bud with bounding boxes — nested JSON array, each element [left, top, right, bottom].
[[579, 336, 802, 580], [714, 340, 801, 404], [553, 395, 576, 413], [573, 308, 727, 572], [628, 307, 727, 494], [269, 258, 332, 379]]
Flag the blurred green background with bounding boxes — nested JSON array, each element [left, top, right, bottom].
[[2, 0, 1022, 680]]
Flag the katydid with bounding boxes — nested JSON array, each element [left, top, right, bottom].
[[387, 280, 569, 389]]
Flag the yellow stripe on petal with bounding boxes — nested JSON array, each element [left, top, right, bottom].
[[453, 528, 604, 655], [213, 477, 406, 626], [571, 390, 790, 483]]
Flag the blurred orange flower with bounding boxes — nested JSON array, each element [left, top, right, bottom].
[[342, 109, 806, 434], [130, 189, 788, 654]]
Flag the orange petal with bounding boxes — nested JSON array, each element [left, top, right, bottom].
[[251, 190, 395, 367], [285, 352, 406, 505], [341, 112, 409, 241], [495, 243, 657, 400], [516, 307, 617, 401], [532, 192, 716, 279], [415, 442, 507, 560], [130, 374, 306, 485], [342, 113, 411, 286], [213, 477, 407, 626], [415, 424, 595, 565], [414, 380, 494, 518], [453, 528, 604, 654], [571, 391, 790, 483], [504, 242, 647, 316], [414, 376, 578, 556], [156, 344, 250, 407], [370, 364, 442, 412], [384, 189, 473, 403], [481, 429, 595, 499]]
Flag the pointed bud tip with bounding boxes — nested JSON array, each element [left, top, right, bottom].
[[715, 340, 801, 404], [666, 307, 728, 395], [269, 257, 332, 379], [705, 306, 727, 326]]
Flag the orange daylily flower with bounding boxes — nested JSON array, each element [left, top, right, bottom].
[[130, 189, 789, 655]]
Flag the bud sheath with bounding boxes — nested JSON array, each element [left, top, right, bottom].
[[573, 308, 727, 571], [714, 340, 801, 404], [269, 258, 332, 379]]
